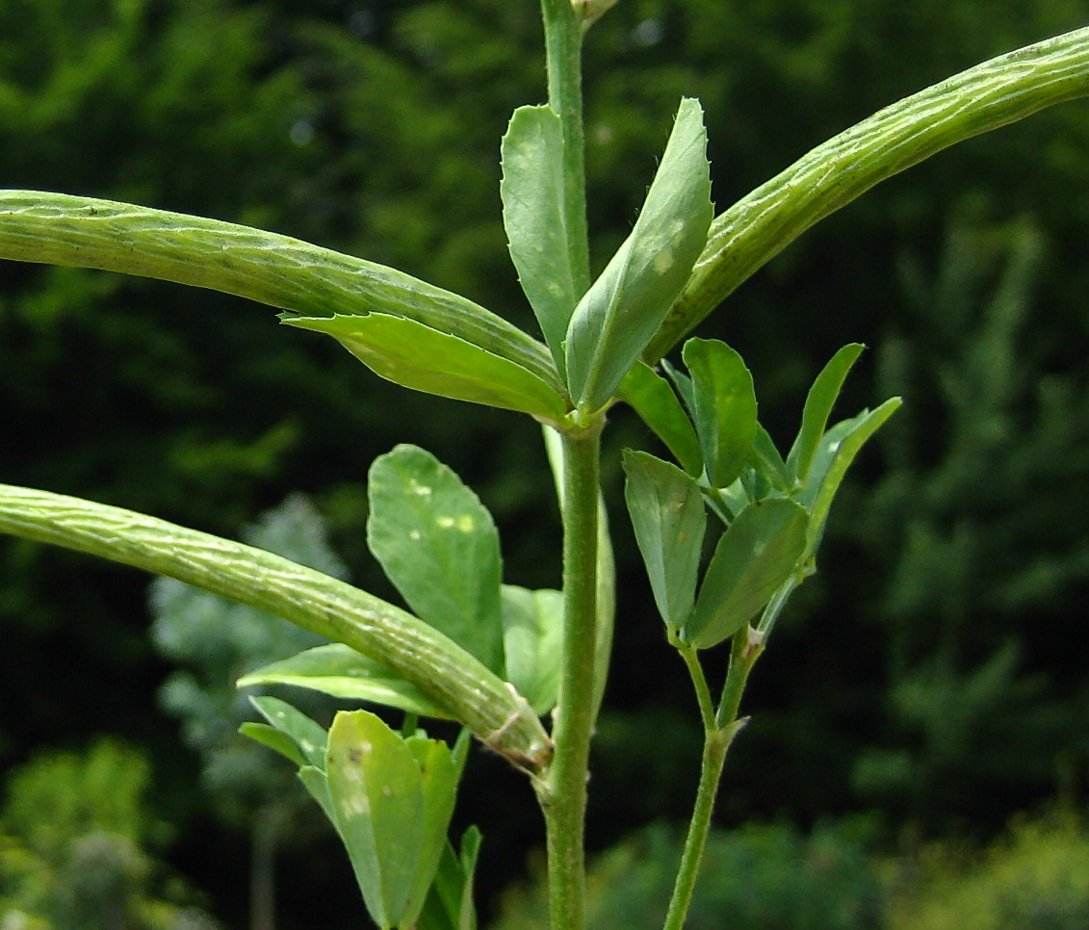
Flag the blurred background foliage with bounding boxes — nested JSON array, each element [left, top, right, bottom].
[[3, 0, 1089, 927]]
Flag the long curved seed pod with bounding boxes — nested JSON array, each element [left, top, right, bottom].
[[0, 482, 554, 773], [645, 26, 1089, 363], [0, 191, 564, 395]]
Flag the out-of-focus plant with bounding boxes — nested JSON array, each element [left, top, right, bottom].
[[885, 809, 1089, 930], [150, 493, 344, 930], [0, 739, 218, 930]]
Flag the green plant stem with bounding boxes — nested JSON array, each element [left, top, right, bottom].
[[540, 0, 591, 294], [538, 423, 603, 930], [663, 631, 764, 930], [661, 722, 733, 930], [645, 24, 1089, 362]]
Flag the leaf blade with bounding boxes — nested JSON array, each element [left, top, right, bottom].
[[787, 343, 866, 483], [238, 644, 455, 719], [368, 445, 505, 675], [501, 105, 579, 369], [683, 338, 758, 488], [623, 450, 707, 632], [686, 499, 809, 649], [283, 313, 568, 420], [565, 98, 713, 413], [618, 362, 703, 476]]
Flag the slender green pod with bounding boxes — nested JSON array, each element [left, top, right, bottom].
[[0, 191, 563, 394], [0, 482, 553, 773], [646, 26, 1089, 362]]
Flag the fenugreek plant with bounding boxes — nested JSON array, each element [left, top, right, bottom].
[[3, 3, 1089, 928]]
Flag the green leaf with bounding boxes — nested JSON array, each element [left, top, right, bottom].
[[325, 710, 458, 930], [683, 339, 758, 488], [623, 451, 707, 632], [787, 343, 866, 483], [248, 695, 328, 768], [368, 445, 505, 675], [618, 363, 703, 476], [404, 736, 462, 926], [750, 425, 792, 494], [501, 105, 579, 369], [565, 98, 713, 414], [501, 585, 563, 715], [685, 499, 809, 649], [282, 313, 568, 421], [418, 827, 482, 930], [238, 722, 309, 768], [0, 191, 561, 391], [239, 644, 454, 719], [799, 397, 902, 556], [298, 765, 336, 825]]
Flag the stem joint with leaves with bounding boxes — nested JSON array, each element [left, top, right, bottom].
[[3, 3, 1089, 929]]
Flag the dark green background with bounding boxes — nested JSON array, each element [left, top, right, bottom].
[[3, 0, 1089, 925]]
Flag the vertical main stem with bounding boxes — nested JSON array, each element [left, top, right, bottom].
[[540, 0, 591, 294], [537, 6, 596, 928], [540, 423, 603, 930]]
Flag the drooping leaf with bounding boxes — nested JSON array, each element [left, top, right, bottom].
[[683, 338, 758, 489], [282, 313, 568, 421], [686, 499, 809, 649], [248, 695, 328, 768], [623, 451, 706, 632], [501, 585, 563, 715], [238, 722, 309, 768], [501, 105, 579, 369], [619, 362, 703, 476], [368, 445, 505, 675], [787, 343, 866, 483], [239, 644, 453, 719], [565, 98, 713, 415], [798, 397, 902, 556]]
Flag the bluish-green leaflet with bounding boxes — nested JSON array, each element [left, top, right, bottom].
[[685, 498, 809, 649], [282, 313, 568, 421], [247, 695, 328, 768], [623, 451, 706, 632], [368, 445, 505, 675], [565, 98, 713, 415], [797, 397, 902, 558], [324, 711, 458, 929], [418, 827, 482, 930], [501, 584, 564, 715], [239, 644, 454, 719], [787, 343, 865, 484], [501, 105, 580, 370], [619, 363, 703, 476], [683, 339, 758, 489]]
